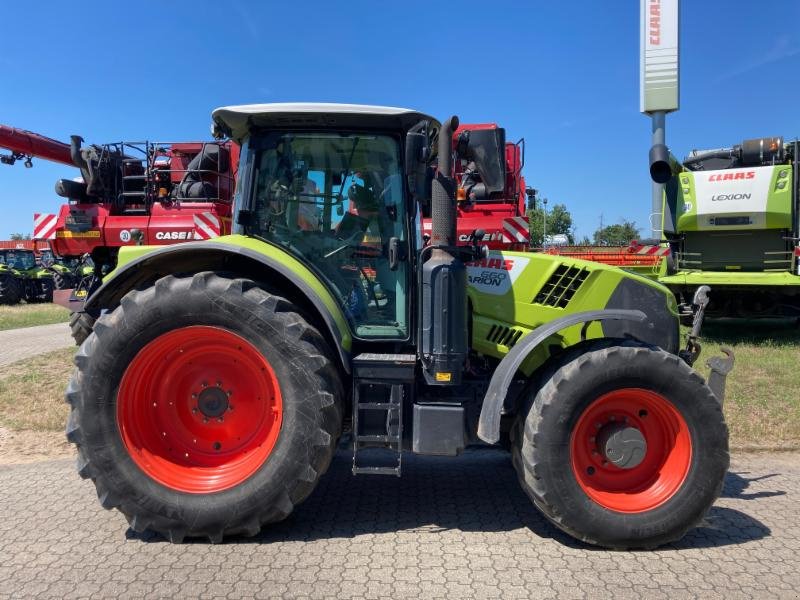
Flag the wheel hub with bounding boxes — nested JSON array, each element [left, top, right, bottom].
[[597, 423, 647, 469], [197, 386, 229, 418]]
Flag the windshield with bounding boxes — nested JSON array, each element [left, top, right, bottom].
[[2, 250, 35, 270], [246, 132, 409, 339]]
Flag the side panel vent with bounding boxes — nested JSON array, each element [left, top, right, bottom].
[[486, 324, 524, 348], [534, 265, 590, 308]]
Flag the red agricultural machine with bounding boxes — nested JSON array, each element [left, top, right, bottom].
[[0, 125, 238, 282], [421, 122, 530, 250]]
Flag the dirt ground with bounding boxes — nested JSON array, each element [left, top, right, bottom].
[[0, 426, 73, 465]]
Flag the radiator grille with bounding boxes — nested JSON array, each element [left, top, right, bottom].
[[486, 324, 524, 348], [534, 265, 589, 308]]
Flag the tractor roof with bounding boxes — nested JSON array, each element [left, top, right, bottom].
[[211, 103, 438, 142]]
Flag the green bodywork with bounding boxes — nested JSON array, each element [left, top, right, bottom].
[[657, 161, 800, 309], [0, 250, 54, 304], [109, 236, 679, 373]]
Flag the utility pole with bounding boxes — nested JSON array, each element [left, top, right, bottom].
[[542, 197, 548, 247], [641, 0, 679, 238]]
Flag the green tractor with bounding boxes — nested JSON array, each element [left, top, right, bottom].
[[0, 248, 54, 305], [0, 256, 21, 305], [67, 104, 731, 549], [40, 250, 95, 292]]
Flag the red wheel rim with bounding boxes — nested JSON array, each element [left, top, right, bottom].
[[570, 388, 692, 513], [117, 326, 282, 493]]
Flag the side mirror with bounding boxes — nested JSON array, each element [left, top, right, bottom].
[[405, 131, 430, 205]]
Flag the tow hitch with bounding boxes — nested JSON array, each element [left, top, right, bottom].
[[678, 286, 734, 405]]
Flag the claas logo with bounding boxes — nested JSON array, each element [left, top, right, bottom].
[[708, 172, 755, 182], [467, 257, 515, 271]]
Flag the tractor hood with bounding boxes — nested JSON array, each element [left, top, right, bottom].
[[212, 103, 439, 142]]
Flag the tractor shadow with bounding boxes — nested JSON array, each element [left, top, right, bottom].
[[129, 447, 773, 550]]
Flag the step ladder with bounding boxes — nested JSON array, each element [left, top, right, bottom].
[[351, 353, 416, 476]]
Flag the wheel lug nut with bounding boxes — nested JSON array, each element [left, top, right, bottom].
[[217, 417, 224, 423], [203, 418, 209, 424], [202, 381, 208, 388], [192, 407, 198, 414], [227, 390, 233, 397], [191, 393, 197, 399]]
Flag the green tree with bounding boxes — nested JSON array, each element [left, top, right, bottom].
[[526, 201, 574, 247], [593, 220, 640, 246], [9, 233, 31, 241]]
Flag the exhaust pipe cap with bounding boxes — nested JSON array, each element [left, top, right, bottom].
[[649, 143, 672, 184]]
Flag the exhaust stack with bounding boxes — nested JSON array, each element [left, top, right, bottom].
[[420, 115, 468, 386]]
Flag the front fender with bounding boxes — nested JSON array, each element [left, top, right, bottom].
[[84, 237, 353, 373], [477, 309, 649, 444]]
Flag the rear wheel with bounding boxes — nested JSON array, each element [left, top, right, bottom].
[[0, 274, 21, 305], [512, 340, 728, 549], [51, 270, 76, 290], [66, 272, 343, 542]]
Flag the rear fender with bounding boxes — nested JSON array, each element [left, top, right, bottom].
[[83, 241, 353, 373], [477, 309, 649, 444]]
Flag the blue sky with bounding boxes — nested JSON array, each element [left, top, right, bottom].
[[1, 1, 799, 240]]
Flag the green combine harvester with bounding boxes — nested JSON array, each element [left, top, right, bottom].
[[65, 103, 732, 550], [0, 248, 54, 305], [655, 137, 800, 319]]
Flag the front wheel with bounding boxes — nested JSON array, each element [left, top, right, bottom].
[[512, 340, 729, 549], [66, 272, 343, 542], [0, 274, 21, 305]]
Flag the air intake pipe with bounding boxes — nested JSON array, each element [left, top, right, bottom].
[[70, 135, 88, 171], [420, 115, 468, 386]]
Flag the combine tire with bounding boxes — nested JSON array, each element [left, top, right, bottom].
[[0, 274, 21, 306], [66, 272, 343, 542], [512, 340, 728, 549], [69, 312, 95, 346]]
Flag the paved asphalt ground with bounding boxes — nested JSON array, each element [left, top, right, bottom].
[[0, 323, 72, 367], [0, 447, 797, 599]]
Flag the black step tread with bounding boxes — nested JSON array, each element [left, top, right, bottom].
[[356, 402, 400, 410], [355, 434, 401, 443], [352, 466, 401, 476], [354, 353, 416, 363]]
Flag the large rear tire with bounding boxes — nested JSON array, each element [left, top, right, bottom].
[[66, 272, 343, 542], [51, 270, 76, 291], [512, 340, 728, 549], [0, 274, 21, 306]]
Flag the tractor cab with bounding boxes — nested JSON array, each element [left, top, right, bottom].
[[1, 249, 36, 272], [213, 104, 439, 341]]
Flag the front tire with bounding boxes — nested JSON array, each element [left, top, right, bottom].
[[512, 340, 729, 549], [0, 274, 21, 305], [66, 272, 343, 542]]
